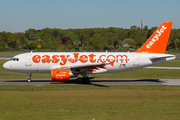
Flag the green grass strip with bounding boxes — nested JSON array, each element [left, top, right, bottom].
[[0, 85, 180, 91]]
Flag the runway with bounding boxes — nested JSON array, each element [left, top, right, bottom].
[[0, 56, 12, 60], [1, 78, 180, 86]]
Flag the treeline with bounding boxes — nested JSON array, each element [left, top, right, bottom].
[[0, 25, 180, 51]]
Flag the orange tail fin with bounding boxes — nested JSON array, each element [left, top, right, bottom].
[[134, 22, 173, 54]]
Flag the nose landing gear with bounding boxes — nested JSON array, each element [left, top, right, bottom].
[[27, 73, 32, 83]]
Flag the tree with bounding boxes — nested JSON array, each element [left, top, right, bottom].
[[43, 39, 54, 49], [0, 42, 6, 49], [169, 32, 178, 50], [109, 27, 116, 33], [51, 30, 59, 38], [123, 38, 134, 47], [28, 42, 37, 50], [7, 32, 15, 43], [14, 32, 27, 44], [25, 28, 37, 40], [39, 28, 53, 40], [73, 29, 83, 40], [130, 25, 137, 30], [80, 35, 84, 46], [113, 39, 119, 48], [66, 39, 73, 46], [116, 28, 127, 41], [8, 41, 16, 48], [0, 31, 8, 44], [61, 37, 72, 44], [143, 25, 148, 31], [103, 32, 115, 45], [89, 32, 94, 38], [127, 30, 138, 39], [151, 27, 158, 32], [54, 36, 62, 47], [90, 34, 107, 50], [147, 29, 153, 39], [45, 41, 54, 49], [134, 31, 147, 48], [65, 32, 79, 42], [60, 33, 63, 38]]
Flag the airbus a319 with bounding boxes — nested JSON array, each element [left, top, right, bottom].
[[3, 22, 176, 83]]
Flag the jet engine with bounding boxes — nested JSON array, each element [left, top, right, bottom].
[[51, 69, 74, 81]]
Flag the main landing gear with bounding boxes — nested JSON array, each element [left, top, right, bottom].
[[27, 73, 32, 83], [83, 76, 90, 84]]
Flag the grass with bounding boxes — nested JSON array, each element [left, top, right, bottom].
[[0, 88, 180, 120], [95, 69, 180, 79], [154, 59, 180, 67], [0, 85, 180, 91], [0, 51, 26, 56], [167, 52, 180, 56]]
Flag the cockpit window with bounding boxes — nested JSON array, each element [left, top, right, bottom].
[[10, 58, 19, 61]]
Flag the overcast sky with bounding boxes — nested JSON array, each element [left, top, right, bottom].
[[0, 0, 180, 33]]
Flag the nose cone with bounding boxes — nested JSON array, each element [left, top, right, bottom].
[[3, 62, 8, 70]]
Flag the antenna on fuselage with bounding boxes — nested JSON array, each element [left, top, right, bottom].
[[106, 50, 108, 52], [31, 50, 33, 53]]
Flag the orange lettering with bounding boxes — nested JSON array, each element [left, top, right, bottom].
[[52, 55, 59, 63], [60, 55, 70, 66], [88, 54, 96, 63], [107, 55, 115, 66], [79, 55, 88, 63], [69, 53, 79, 63], [42, 55, 50, 63], [116, 55, 128, 63], [32, 55, 41, 63], [99, 55, 106, 63]]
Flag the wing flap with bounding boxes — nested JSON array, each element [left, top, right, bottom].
[[49, 63, 109, 70]]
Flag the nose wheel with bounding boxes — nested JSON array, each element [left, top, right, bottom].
[[27, 78, 31, 83], [27, 73, 32, 83], [83, 76, 90, 84]]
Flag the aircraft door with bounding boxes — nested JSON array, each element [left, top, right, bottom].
[[25, 54, 31, 66], [133, 55, 139, 66]]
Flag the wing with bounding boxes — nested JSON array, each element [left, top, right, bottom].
[[49, 63, 109, 74]]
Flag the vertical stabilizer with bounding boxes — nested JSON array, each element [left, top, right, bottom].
[[134, 22, 173, 54]]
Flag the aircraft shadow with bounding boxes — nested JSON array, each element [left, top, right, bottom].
[[4, 78, 162, 87]]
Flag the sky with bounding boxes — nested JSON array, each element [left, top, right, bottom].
[[0, 0, 180, 33]]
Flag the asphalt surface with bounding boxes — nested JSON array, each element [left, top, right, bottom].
[[0, 56, 12, 60], [1, 78, 180, 86]]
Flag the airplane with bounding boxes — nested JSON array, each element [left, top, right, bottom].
[[3, 22, 176, 84]]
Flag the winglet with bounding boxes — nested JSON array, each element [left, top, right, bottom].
[[134, 22, 173, 54]]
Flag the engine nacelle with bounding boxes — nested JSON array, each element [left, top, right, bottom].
[[51, 69, 74, 81]]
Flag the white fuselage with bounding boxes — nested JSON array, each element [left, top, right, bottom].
[[3, 52, 176, 74]]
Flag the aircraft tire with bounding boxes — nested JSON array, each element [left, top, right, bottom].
[[27, 79, 31, 83], [83, 77, 90, 84]]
